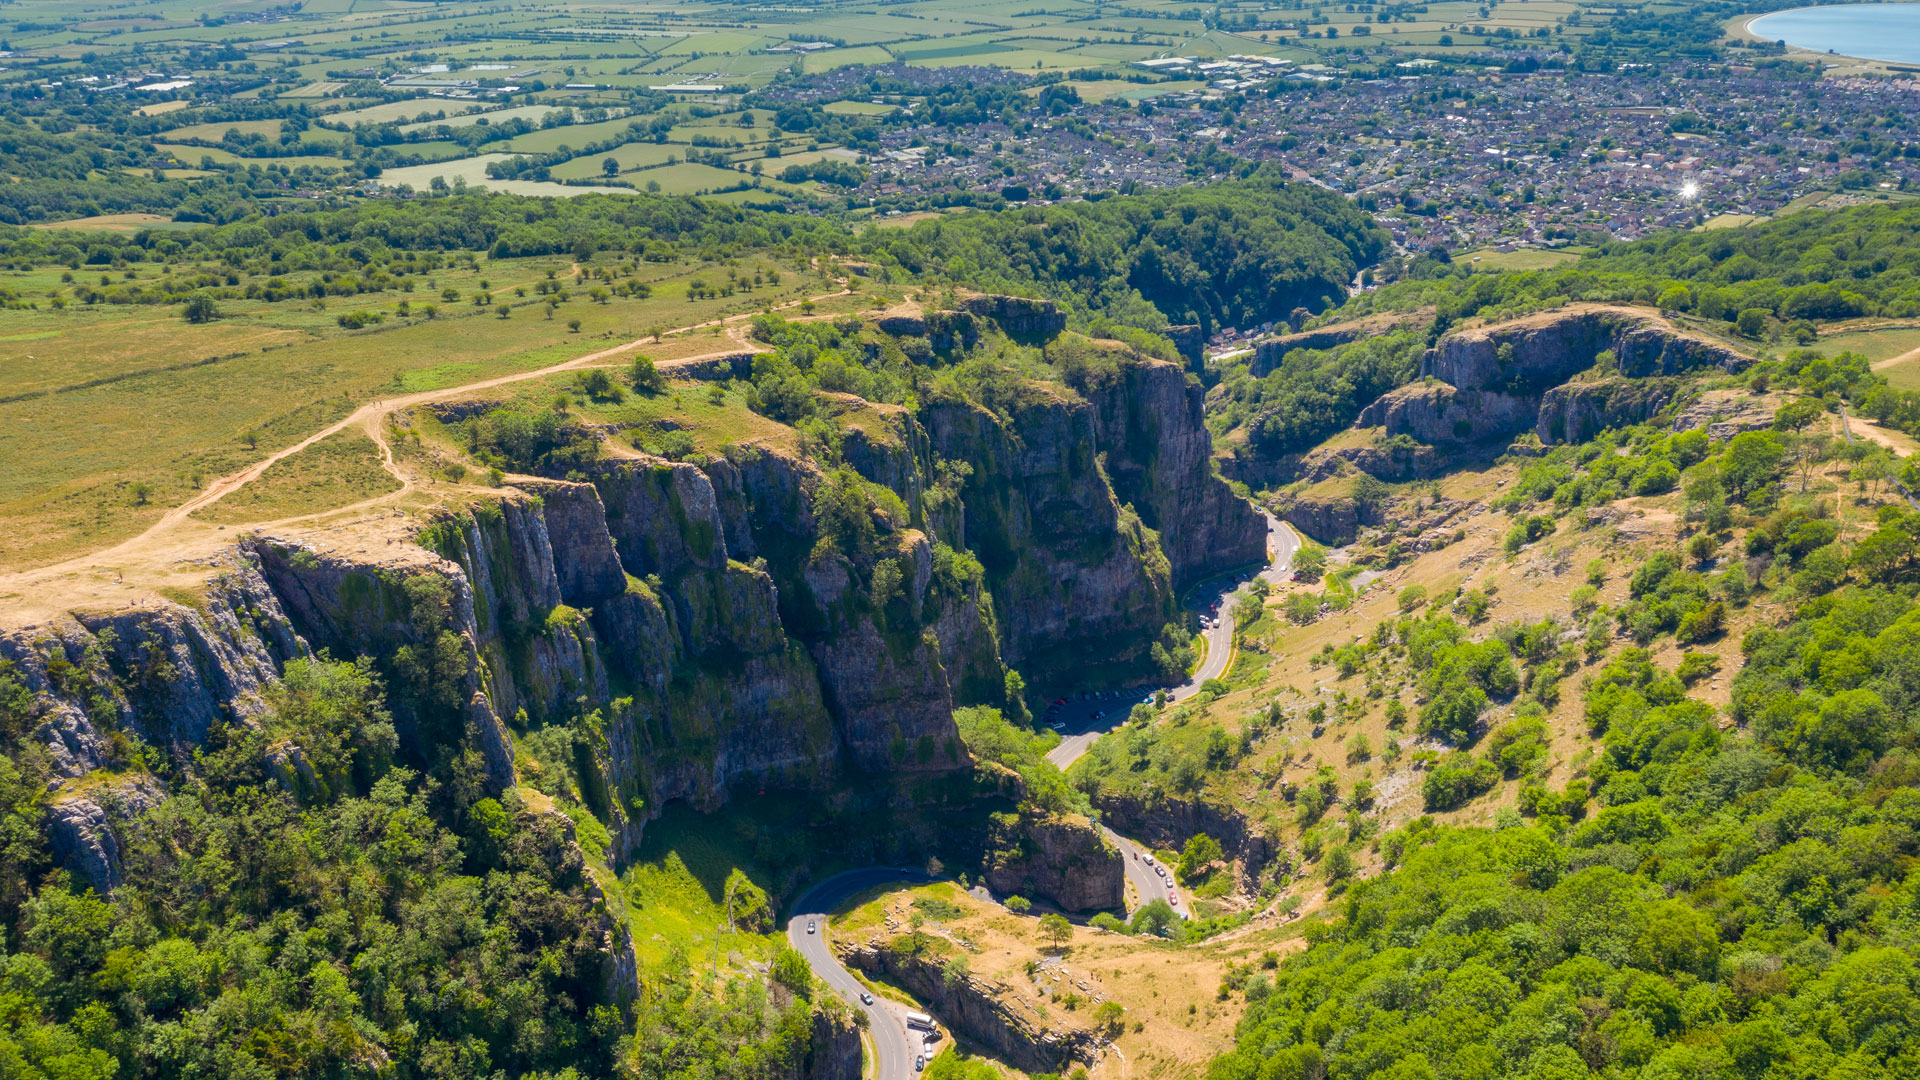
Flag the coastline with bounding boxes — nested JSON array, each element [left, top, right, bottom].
[[1725, 6, 1920, 74]]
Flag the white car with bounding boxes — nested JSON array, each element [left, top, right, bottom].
[[1156, 866, 1166, 877], [806, 921, 816, 934], [860, 991, 874, 1005]]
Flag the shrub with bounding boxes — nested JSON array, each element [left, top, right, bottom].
[[1422, 752, 1499, 810]]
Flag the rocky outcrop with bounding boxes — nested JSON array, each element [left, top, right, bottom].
[[1077, 358, 1266, 586], [47, 775, 165, 895], [512, 478, 628, 606], [1425, 304, 1747, 392], [1672, 388, 1776, 440], [1347, 307, 1748, 448], [839, 943, 1098, 1073], [1535, 376, 1686, 444], [1271, 489, 1372, 546], [1358, 382, 1539, 445], [922, 392, 1174, 673], [804, 1005, 862, 1080], [252, 535, 519, 793], [0, 552, 305, 774], [1092, 791, 1275, 893], [1248, 312, 1422, 377], [1222, 432, 1442, 489], [959, 295, 1066, 342], [1165, 324, 1203, 365], [983, 811, 1124, 912]]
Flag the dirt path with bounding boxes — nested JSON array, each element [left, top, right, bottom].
[[1873, 342, 1920, 371], [0, 282, 856, 625]]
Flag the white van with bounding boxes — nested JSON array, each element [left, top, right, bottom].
[[906, 1012, 936, 1032]]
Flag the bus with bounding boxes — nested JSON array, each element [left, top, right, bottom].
[[905, 1012, 936, 1032]]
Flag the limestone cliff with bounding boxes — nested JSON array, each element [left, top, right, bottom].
[[1425, 304, 1747, 393], [1357, 306, 1746, 447], [922, 391, 1175, 673], [1092, 790, 1276, 893], [1075, 358, 1265, 586], [982, 810, 1124, 912], [839, 942, 1099, 1073]]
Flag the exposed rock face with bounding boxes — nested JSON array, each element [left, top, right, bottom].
[[922, 393, 1174, 672], [1270, 490, 1373, 546], [252, 535, 519, 793], [1248, 312, 1422, 377], [1092, 791, 1275, 892], [803, 1006, 862, 1080], [47, 776, 165, 895], [1672, 388, 1777, 440], [839, 943, 1099, 1074], [1077, 359, 1266, 586], [1535, 377, 1686, 444], [0, 551, 305, 775], [959, 295, 1066, 342], [1358, 382, 1539, 444], [1164, 324, 1203, 365], [1350, 306, 1749, 449], [1425, 304, 1748, 392], [512, 478, 628, 606], [983, 811, 1124, 912]]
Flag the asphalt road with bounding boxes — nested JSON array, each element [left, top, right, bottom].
[[788, 868, 937, 1080], [1046, 515, 1301, 772], [788, 518, 1303, 1076], [1046, 515, 1302, 917]]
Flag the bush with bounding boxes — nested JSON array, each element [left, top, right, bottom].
[[1422, 752, 1499, 810]]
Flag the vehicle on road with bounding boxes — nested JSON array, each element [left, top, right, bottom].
[[1156, 866, 1165, 877], [906, 1012, 936, 1032], [860, 991, 873, 1005], [806, 921, 816, 934], [1142, 854, 1154, 865], [915, 1056, 925, 1072]]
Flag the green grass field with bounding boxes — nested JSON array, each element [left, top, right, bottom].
[[1459, 248, 1585, 272], [0, 247, 836, 570]]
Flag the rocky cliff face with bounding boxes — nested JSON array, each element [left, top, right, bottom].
[[1358, 382, 1540, 445], [1248, 312, 1422, 377], [839, 943, 1099, 1073], [1425, 304, 1748, 392], [1078, 359, 1266, 586], [1353, 306, 1746, 449], [1093, 790, 1275, 892], [922, 392, 1175, 673], [1535, 376, 1686, 444], [803, 1005, 862, 1080], [983, 810, 1124, 912]]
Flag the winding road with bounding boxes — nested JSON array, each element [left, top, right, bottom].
[[788, 868, 937, 1080], [1046, 515, 1299, 916], [787, 516, 1302, 1079]]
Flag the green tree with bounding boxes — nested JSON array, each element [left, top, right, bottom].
[[1177, 834, 1224, 883], [770, 945, 813, 998], [181, 294, 219, 323], [629, 354, 667, 394], [1039, 912, 1072, 951]]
